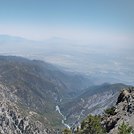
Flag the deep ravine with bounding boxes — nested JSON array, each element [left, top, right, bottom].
[[56, 105, 70, 129]]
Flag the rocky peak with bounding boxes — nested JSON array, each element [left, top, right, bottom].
[[102, 87, 134, 134], [0, 101, 47, 134], [116, 87, 133, 104]]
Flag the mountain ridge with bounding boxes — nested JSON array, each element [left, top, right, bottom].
[[0, 55, 92, 128], [0, 55, 132, 133]]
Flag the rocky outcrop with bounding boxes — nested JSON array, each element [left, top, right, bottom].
[[0, 84, 55, 134], [102, 87, 134, 134], [0, 102, 46, 134]]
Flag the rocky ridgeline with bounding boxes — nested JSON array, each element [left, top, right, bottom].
[[102, 87, 134, 134], [0, 103, 37, 134], [0, 84, 54, 134]]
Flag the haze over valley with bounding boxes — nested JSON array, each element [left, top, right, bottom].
[[0, 35, 133, 85], [0, 0, 134, 133]]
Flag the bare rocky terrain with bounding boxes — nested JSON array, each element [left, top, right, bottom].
[[102, 87, 134, 134], [0, 84, 55, 134]]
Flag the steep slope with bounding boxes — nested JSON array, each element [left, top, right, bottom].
[[0, 55, 91, 128], [0, 84, 55, 134], [61, 83, 128, 127], [0, 56, 91, 98]]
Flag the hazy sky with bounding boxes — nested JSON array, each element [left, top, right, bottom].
[[0, 0, 134, 45]]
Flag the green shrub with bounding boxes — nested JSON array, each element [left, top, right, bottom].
[[105, 107, 116, 115], [118, 122, 133, 134]]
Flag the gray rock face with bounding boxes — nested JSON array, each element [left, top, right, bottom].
[[0, 84, 54, 134], [102, 87, 134, 134]]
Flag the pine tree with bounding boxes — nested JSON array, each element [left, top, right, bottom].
[[80, 115, 105, 134]]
